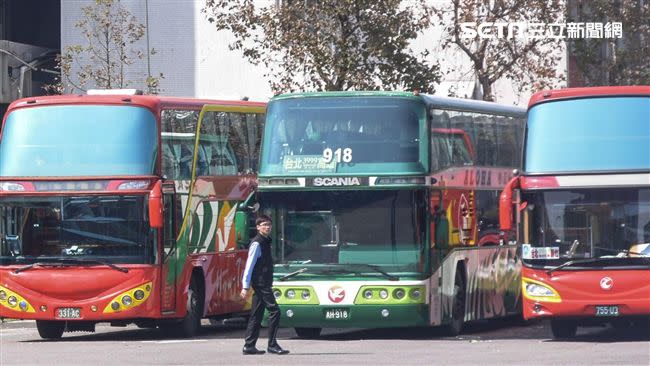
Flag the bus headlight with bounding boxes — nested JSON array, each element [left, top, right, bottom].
[[7, 296, 17, 307], [103, 282, 152, 313], [363, 290, 373, 299], [0, 286, 35, 313], [393, 289, 406, 299], [522, 278, 561, 303], [286, 290, 296, 299], [301, 290, 310, 300], [134, 290, 145, 300], [525, 283, 554, 297], [273, 289, 282, 299], [379, 290, 389, 299], [121, 295, 133, 306], [410, 289, 421, 299]]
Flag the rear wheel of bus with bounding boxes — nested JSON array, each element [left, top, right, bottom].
[[36, 320, 65, 339], [550, 319, 577, 339], [294, 327, 321, 339]]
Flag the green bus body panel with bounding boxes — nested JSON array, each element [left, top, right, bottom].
[[265, 304, 429, 328]]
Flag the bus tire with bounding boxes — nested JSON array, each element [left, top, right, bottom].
[[163, 276, 204, 338], [446, 269, 466, 336], [550, 319, 577, 339], [36, 320, 65, 339], [294, 327, 321, 339]]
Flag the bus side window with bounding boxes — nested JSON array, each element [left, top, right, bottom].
[[161, 142, 179, 179]]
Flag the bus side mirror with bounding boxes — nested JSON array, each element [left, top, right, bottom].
[[499, 177, 520, 231], [149, 181, 163, 229]]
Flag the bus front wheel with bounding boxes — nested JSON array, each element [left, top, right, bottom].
[[36, 320, 65, 339], [161, 277, 204, 338], [550, 319, 577, 339], [294, 327, 321, 339]]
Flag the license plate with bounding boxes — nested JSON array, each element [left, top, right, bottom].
[[595, 305, 619, 316], [324, 308, 349, 320], [57, 307, 81, 319]]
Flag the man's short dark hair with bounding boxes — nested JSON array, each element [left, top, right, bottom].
[[255, 215, 272, 226]]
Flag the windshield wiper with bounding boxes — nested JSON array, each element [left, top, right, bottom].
[[278, 267, 308, 281], [14, 261, 68, 274], [14, 258, 129, 274], [353, 264, 399, 281], [547, 257, 612, 275]]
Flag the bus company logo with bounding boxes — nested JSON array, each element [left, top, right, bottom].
[[600, 277, 613, 290], [311, 177, 362, 187], [328, 286, 345, 303]]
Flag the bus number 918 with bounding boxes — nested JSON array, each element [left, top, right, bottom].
[[323, 148, 352, 163]]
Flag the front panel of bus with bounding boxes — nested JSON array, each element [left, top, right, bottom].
[[517, 95, 650, 322], [0, 103, 160, 321], [258, 94, 431, 329]]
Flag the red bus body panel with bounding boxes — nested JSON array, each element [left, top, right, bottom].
[[522, 266, 650, 320], [1, 266, 160, 320]]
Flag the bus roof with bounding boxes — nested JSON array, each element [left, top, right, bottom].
[[528, 85, 650, 109], [270, 91, 526, 118], [5, 94, 266, 114], [271, 90, 418, 100]]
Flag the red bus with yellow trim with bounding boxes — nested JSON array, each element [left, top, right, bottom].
[[500, 86, 650, 338], [0, 91, 266, 339]]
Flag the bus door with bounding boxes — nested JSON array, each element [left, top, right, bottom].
[[161, 181, 178, 313], [219, 193, 258, 313]]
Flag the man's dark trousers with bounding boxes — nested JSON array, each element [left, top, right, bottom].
[[244, 285, 281, 348]]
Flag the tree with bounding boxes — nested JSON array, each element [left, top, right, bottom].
[[203, 0, 440, 93], [49, 0, 163, 94], [436, 0, 565, 101], [566, 0, 650, 86]]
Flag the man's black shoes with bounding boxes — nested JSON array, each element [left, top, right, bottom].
[[242, 346, 265, 355], [267, 345, 290, 355]]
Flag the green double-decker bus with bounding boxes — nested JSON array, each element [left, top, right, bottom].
[[254, 91, 526, 337]]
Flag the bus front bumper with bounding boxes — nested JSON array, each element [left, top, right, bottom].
[[523, 297, 650, 320], [268, 304, 429, 328]]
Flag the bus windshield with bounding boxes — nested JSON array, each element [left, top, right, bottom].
[[525, 96, 650, 173], [521, 188, 650, 266], [0, 105, 158, 177], [261, 97, 427, 175], [263, 190, 427, 275], [0, 196, 154, 265]]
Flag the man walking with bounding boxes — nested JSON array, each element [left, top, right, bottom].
[[240, 215, 289, 355]]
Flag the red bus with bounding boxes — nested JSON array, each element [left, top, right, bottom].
[[500, 86, 650, 338], [0, 91, 266, 339]]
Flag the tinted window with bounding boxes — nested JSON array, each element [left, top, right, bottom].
[[1, 105, 157, 177]]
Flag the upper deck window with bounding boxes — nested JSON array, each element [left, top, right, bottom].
[[260, 96, 427, 175], [0, 105, 157, 177], [525, 96, 650, 173]]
